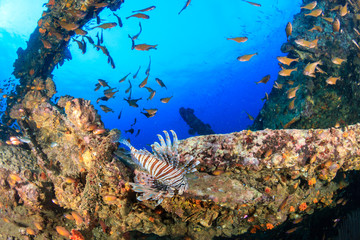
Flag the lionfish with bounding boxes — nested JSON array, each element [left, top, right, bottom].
[[120, 130, 199, 204]]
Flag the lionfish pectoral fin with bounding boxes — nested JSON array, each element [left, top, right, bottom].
[[134, 169, 155, 187]]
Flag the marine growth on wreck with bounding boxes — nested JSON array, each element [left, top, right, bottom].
[[0, 0, 360, 239]]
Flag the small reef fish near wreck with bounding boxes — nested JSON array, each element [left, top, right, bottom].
[[277, 56, 299, 65], [244, 111, 254, 120], [237, 53, 257, 62], [301, 1, 317, 10], [227, 37, 248, 43], [58, 21, 79, 31], [295, 38, 318, 48], [113, 13, 123, 27], [326, 76, 340, 85], [133, 66, 141, 79], [160, 96, 172, 103], [303, 60, 322, 77], [92, 22, 117, 29], [287, 86, 300, 99], [279, 67, 297, 77], [333, 18, 340, 32], [124, 97, 142, 107], [145, 56, 151, 75], [126, 13, 150, 19], [331, 57, 346, 65], [143, 108, 158, 115], [134, 44, 157, 51], [255, 75, 270, 84], [155, 78, 167, 89], [305, 9, 323, 17], [308, 25, 323, 32], [178, 0, 191, 14], [147, 90, 156, 101], [119, 73, 130, 83], [130, 23, 142, 41], [100, 105, 114, 113], [125, 128, 135, 134], [285, 22, 292, 41], [133, 6, 156, 12], [241, 0, 261, 7], [119, 130, 199, 204], [98, 79, 110, 88], [139, 75, 149, 88]]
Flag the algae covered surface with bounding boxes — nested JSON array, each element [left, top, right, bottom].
[[1, 0, 360, 239]]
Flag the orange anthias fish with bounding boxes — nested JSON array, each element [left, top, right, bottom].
[[98, 79, 110, 88], [256, 75, 270, 84], [331, 57, 346, 65], [286, 22, 292, 41], [315, 66, 327, 75], [287, 86, 300, 99], [333, 18, 340, 32], [295, 38, 318, 48], [93, 2, 108, 8], [133, 6, 156, 12], [274, 81, 283, 89], [308, 25, 323, 32], [58, 21, 79, 31], [92, 22, 117, 29], [145, 56, 151, 75], [74, 28, 88, 35], [160, 96, 172, 103], [147, 91, 156, 100], [244, 111, 254, 120], [301, 1, 317, 10], [279, 67, 297, 77], [155, 78, 167, 89], [340, 3, 348, 17], [41, 39, 52, 49], [288, 98, 296, 110], [237, 53, 257, 62], [126, 13, 150, 19], [179, 0, 191, 15], [330, 5, 341, 11], [139, 75, 149, 88], [322, 17, 334, 23], [277, 56, 299, 66], [303, 60, 322, 77], [326, 77, 340, 85], [142, 108, 158, 117], [95, 45, 110, 56], [305, 9, 322, 17], [134, 44, 157, 51], [242, 0, 261, 7], [227, 37, 248, 43]]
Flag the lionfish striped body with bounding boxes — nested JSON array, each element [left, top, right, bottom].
[[120, 130, 199, 204]]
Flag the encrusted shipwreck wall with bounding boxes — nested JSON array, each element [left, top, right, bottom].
[[1, 83, 360, 239], [252, 0, 360, 130]]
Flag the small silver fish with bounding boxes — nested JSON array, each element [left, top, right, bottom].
[[18, 137, 31, 144]]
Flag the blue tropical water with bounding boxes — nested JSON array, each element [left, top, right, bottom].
[[0, 0, 302, 148]]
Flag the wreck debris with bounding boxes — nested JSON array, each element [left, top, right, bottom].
[[179, 107, 215, 135]]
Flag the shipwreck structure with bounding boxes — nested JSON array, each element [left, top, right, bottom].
[[0, 0, 360, 239]]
